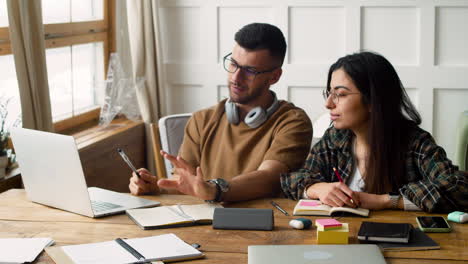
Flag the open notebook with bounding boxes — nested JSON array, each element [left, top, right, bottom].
[[126, 203, 223, 230], [45, 233, 203, 264], [293, 199, 369, 217]]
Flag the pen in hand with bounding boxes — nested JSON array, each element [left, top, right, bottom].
[[117, 148, 141, 178], [332, 167, 355, 206], [271, 201, 289, 216]]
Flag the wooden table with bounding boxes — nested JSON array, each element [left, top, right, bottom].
[[1, 189, 467, 264]]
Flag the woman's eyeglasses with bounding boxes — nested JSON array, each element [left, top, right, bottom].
[[322, 90, 360, 104]]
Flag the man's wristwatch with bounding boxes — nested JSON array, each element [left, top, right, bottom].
[[205, 178, 230, 203], [388, 192, 401, 209]]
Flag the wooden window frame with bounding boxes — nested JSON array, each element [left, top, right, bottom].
[[0, 0, 116, 134]]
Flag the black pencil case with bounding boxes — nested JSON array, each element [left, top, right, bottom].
[[212, 208, 274, 231]]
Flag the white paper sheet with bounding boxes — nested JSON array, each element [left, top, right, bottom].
[[0, 237, 54, 263]]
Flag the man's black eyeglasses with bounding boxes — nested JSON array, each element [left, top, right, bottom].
[[223, 52, 278, 80]]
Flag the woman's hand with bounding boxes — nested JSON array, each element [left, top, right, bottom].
[[355, 192, 389, 210], [306, 182, 360, 208]]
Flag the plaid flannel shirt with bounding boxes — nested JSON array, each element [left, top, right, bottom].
[[281, 126, 468, 213]]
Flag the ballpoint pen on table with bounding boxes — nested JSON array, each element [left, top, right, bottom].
[[115, 238, 148, 263], [117, 148, 141, 178], [332, 167, 355, 205], [270, 201, 289, 216]]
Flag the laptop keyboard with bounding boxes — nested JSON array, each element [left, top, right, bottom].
[[91, 200, 123, 213]]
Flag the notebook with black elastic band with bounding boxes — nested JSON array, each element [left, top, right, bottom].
[[358, 221, 412, 243]]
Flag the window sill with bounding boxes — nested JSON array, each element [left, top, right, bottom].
[[72, 117, 144, 151], [54, 107, 101, 134]]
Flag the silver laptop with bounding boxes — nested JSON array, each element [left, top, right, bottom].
[[248, 244, 386, 264], [11, 128, 160, 218]]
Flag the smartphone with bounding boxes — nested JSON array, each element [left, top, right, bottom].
[[416, 216, 452, 233]]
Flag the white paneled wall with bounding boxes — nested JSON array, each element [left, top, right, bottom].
[[289, 7, 346, 64], [361, 7, 420, 65], [157, 0, 468, 162]]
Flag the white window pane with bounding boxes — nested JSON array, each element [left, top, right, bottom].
[[72, 42, 104, 113], [42, 0, 71, 24], [71, 0, 103, 22], [46, 47, 73, 120], [0, 55, 21, 129], [0, 0, 8, 27], [43, 0, 103, 24]]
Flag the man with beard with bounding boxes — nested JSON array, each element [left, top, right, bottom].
[[129, 23, 312, 202]]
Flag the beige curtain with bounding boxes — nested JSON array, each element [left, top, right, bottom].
[[124, 0, 165, 174], [7, 0, 53, 132]]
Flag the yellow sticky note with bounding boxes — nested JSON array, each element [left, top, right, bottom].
[[317, 223, 349, 244]]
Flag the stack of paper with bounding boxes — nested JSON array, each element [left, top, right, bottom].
[[315, 219, 349, 244], [316, 219, 343, 230], [0, 237, 54, 263]]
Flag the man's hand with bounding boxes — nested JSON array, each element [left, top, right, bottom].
[[129, 168, 159, 195], [157, 151, 217, 200], [355, 192, 389, 210], [307, 182, 360, 208]]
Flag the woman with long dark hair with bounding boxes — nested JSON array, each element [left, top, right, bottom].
[[281, 51, 468, 212]]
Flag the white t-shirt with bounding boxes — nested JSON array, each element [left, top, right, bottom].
[[347, 147, 420, 211]]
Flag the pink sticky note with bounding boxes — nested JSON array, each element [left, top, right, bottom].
[[299, 201, 321, 207], [316, 218, 342, 228]]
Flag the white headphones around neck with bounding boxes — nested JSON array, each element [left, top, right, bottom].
[[225, 91, 280, 128]]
